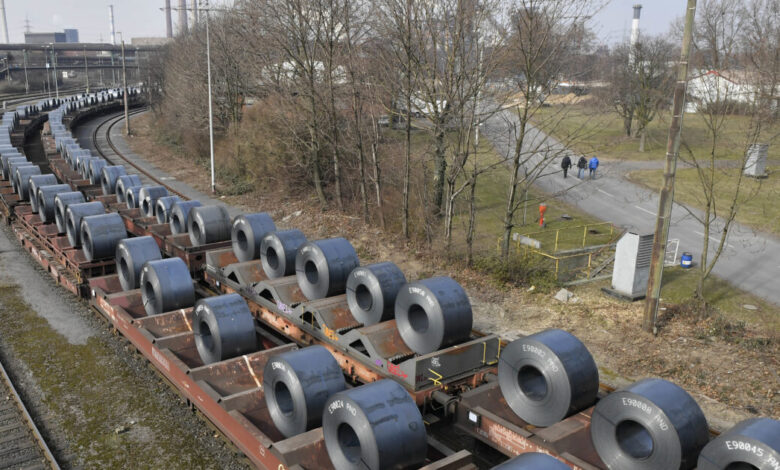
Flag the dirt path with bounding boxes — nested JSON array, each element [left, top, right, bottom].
[[123, 113, 778, 428]]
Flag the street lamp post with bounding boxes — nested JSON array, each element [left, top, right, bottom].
[[205, 0, 215, 194], [84, 46, 90, 93], [22, 49, 28, 94], [119, 34, 130, 135]]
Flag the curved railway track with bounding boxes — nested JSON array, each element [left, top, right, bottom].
[[91, 109, 187, 199], [0, 358, 59, 469]]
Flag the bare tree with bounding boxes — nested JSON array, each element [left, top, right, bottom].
[[498, 0, 598, 259], [681, 0, 776, 299]]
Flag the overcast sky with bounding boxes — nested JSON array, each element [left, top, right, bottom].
[[4, 0, 683, 44]]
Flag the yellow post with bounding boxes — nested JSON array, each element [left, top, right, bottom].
[[582, 225, 588, 247], [554, 230, 560, 252]]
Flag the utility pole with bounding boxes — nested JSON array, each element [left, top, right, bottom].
[[121, 38, 130, 135], [643, 0, 697, 333], [84, 47, 90, 93], [205, 0, 215, 194], [53, 47, 59, 99], [22, 49, 28, 94]]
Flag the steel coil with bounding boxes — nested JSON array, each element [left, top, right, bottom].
[[100, 165, 127, 195], [322, 379, 427, 470], [591, 378, 709, 470], [139, 186, 169, 217], [169, 200, 202, 234], [492, 453, 570, 469], [116, 236, 162, 291], [188, 205, 231, 246], [394, 277, 472, 355], [88, 158, 108, 185], [115, 174, 142, 203], [295, 238, 360, 300], [697, 418, 779, 470], [27, 174, 58, 213], [498, 329, 599, 427], [231, 213, 276, 262], [80, 213, 127, 261], [1, 156, 26, 180], [14, 165, 41, 200], [260, 229, 307, 279], [154, 196, 181, 224], [37, 184, 72, 224], [263, 345, 346, 438], [140, 258, 195, 316], [65, 201, 105, 247], [54, 191, 86, 234], [193, 293, 257, 364], [346, 262, 406, 325], [9, 161, 34, 193]]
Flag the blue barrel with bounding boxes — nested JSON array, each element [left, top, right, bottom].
[[681, 252, 693, 268]]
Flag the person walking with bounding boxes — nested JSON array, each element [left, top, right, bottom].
[[577, 156, 587, 179], [561, 155, 572, 179], [589, 155, 599, 179]]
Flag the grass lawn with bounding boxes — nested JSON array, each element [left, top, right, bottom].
[[658, 267, 780, 333], [532, 102, 778, 162], [628, 168, 780, 236]]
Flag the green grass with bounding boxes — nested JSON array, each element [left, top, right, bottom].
[[628, 168, 780, 236], [532, 103, 779, 162], [658, 267, 780, 334]]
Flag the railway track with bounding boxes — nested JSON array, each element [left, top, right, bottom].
[[91, 109, 187, 199], [0, 358, 59, 470]]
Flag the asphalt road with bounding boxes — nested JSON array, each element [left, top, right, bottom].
[[482, 107, 780, 306]]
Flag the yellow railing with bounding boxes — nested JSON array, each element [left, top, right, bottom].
[[497, 222, 615, 254]]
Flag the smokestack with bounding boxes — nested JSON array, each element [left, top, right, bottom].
[[0, 0, 9, 44], [630, 4, 642, 48], [178, 0, 188, 35], [165, 0, 173, 38], [108, 5, 116, 45]]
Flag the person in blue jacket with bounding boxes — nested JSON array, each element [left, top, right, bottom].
[[589, 155, 599, 179]]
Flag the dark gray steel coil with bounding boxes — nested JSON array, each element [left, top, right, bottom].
[[498, 329, 599, 427], [260, 229, 307, 279], [28, 175, 58, 213], [322, 379, 427, 470], [394, 276, 473, 355], [9, 161, 34, 193], [492, 453, 570, 469], [80, 213, 127, 261], [100, 165, 126, 195], [231, 212, 276, 262], [54, 191, 86, 234], [193, 293, 257, 364], [295, 238, 360, 300], [154, 196, 181, 224], [88, 158, 107, 185], [697, 417, 779, 470], [116, 236, 162, 291], [169, 200, 202, 234], [66, 202, 105, 247], [37, 184, 72, 224], [188, 205, 231, 246], [591, 378, 709, 470], [125, 185, 143, 209], [14, 165, 41, 200], [263, 345, 346, 438], [1, 156, 26, 180], [115, 174, 142, 203], [139, 258, 195, 316], [346, 262, 407, 325], [139, 186, 169, 217]]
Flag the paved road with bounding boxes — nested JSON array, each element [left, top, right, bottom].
[[483, 108, 780, 306]]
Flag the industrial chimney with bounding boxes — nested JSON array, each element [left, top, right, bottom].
[[165, 0, 173, 38], [630, 4, 642, 49], [0, 0, 9, 44], [178, 0, 188, 35], [109, 5, 116, 45]]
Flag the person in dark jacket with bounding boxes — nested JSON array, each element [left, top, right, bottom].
[[589, 156, 599, 179], [561, 155, 572, 178], [577, 156, 587, 179]]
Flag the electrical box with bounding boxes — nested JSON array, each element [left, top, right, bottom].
[[744, 143, 768, 178], [611, 232, 654, 298]]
